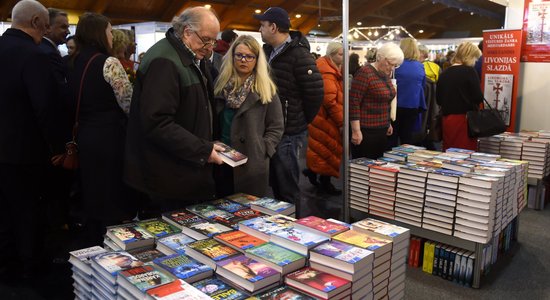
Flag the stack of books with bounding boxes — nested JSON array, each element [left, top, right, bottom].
[[422, 169, 463, 235], [383, 150, 409, 162], [269, 226, 328, 256], [284, 267, 351, 299], [247, 285, 318, 299], [368, 164, 401, 219], [407, 149, 441, 163], [309, 240, 374, 299], [90, 251, 144, 299], [155, 232, 195, 255], [137, 218, 181, 239], [238, 214, 295, 241], [478, 135, 503, 154], [522, 140, 549, 179], [332, 230, 393, 299], [394, 165, 431, 226], [128, 247, 165, 266], [349, 158, 377, 212], [146, 279, 213, 299], [185, 238, 240, 269], [420, 239, 476, 287], [245, 242, 306, 275], [499, 135, 526, 160], [250, 197, 295, 216], [104, 223, 156, 251], [214, 230, 267, 253], [69, 246, 107, 299], [116, 265, 174, 299], [153, 253, 213, 283], [351, 218, 410, 299], [216, 254, 281, 295], [192, 277, 249, 299]]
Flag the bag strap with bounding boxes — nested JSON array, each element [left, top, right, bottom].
[[72, 53, 101, 142]]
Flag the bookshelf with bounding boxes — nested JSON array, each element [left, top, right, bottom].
[[350, 209, 519, 289]]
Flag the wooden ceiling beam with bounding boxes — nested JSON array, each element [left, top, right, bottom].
[[297, 15, 321, 36], [220, 0, 254, 29], [0, 0, 17, 21], [160, 0, 193, 22], [397, 4, 448, 28], [280, 0, 304, 15], [349, 0, 397, 25], [91, 0, 111, 14]]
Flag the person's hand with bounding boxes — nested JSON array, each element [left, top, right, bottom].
[[351, 130, 362, 145], [208, 144, 224, 165], [386, 124, 393, 136]]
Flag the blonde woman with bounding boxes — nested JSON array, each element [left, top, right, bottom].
[[214, 35, 284, 197], [436, 42, 483, 150]]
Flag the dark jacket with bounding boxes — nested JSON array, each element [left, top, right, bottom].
[[263, 31, 324, 135], [125, 29, 216, 201], [215, 92, 284, 196], [0, 28, 65, 164]]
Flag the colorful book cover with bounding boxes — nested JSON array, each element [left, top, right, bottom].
[[188, 239, 239, 261], [187, 204, 230, 219], [106, 223, 155, 245], [270, 227, 328, 247], [93, 251, 144, 276], [216, 230, 267, 250], [310, 240, 373, 263], [210, 198, 246, 213], [226, 193, 259, 207], [239, 215, 295, 236], [217, 255, 279, 282], [295, 216, 348, 235], [285, 267, 350, 293], [332, 230, 392, 252], [137, 218, 180, 238], [162, 210, 204, 227], [119, 265, 174, 292], [192, 278, 248, 300], [245, 243, 304, 267], [153, 253, 212, 280], [69, 245, 107, 263], [352, 218, 410, 239], [157, 233, 196, 254], [146, 279, 212, 299], [128, 247, 165, 264], [251, 197, 293, 213], [251, 285, 317, 299], [215, 141, 248, 166], [211, 213, 245, 229], [233, 208, 264, 220], [189, 220, 233, 237]]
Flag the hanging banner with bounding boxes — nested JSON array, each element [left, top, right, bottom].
[[481, 29, 522, 130], [521, 0, 550, 62]]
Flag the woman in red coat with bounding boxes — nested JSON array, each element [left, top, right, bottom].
[[303, 42, 344, 195]]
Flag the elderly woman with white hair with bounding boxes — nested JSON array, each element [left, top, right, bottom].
[[350, 42, 404, 159], [303, 42, 344, 195]]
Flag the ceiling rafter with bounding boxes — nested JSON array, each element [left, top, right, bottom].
[[160, 0, 192, 22], [297, 15, 320, 36], [220, 0, 254, 29], [91, 0, 111, 14]]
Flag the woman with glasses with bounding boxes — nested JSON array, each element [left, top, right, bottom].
[[350, 43, 404, 159], [213, 35, 284, 197]]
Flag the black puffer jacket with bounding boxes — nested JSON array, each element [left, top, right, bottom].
[[264, 31, 324, 135]]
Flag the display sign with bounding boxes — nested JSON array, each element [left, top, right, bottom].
[[481, 29, 522, 130], [521, 0, 550, 62]]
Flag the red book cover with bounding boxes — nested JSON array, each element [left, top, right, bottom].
[[295, 216, 348, 235], [285, 267, 350, 298]]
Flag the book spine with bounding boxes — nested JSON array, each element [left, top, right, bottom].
[[440, 246, 448, 279], [465, 254, 474, 287], [408, 237, 416, 267], [422, 241, 431, 273], [417, 239, 425, 268], [459, 252, 468, 285], [433, 243, 440, 276], [413, 239, 420, 268], [447, 249, 456, 281], [427, 243, 435, 274], [453, 251, 462, 283]]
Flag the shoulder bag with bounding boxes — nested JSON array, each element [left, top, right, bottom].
[[466, 98, 506, 138], [52, 53, 101, 170]]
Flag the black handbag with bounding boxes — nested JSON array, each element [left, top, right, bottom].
[[466, 98, 506, 138]]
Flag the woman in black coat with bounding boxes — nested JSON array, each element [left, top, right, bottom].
[[66, 13, 133, 246]]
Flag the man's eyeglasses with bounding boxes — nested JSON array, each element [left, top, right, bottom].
[[234, 53, 257, 62], [193, 30, 217, 49], [385, 58, 400, 69]]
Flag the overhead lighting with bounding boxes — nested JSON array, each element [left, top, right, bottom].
[[255, 9, 261, 14], [204, 4, 211, 9], [295, 14, 302, 18], [389, 33, 395, 40], [395, 29, 401, 34], [419, 29, 424, 33], [374, 30, 379, 36], [368, 31, 372, 36], [381, 25, 386, 28], [357, 22, 362, 26], [353, 32, 360, 39], [470, 12, 474, 15], [348, 34, 353, 40]]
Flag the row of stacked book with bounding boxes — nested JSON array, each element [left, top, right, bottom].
[[68, 192, 411, 300], [478, 130, 550, 179], [349, 145, 528, 246]]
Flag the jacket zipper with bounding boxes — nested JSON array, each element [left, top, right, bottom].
[[284, 99, 289, 126]]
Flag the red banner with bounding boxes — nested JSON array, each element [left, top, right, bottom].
[[521, 0, 550, 62], [481, 29, 522, 131]]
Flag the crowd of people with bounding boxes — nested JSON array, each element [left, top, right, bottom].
[[0, 0, 485, 286]]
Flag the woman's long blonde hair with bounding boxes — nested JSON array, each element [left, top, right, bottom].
[[214, 35, 277, 104]]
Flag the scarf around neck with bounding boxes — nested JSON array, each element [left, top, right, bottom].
[[223, 74, 255, 109]]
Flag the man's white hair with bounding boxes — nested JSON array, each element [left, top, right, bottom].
[[11, 0, 47, 26]]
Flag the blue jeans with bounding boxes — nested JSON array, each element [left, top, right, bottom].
[[269, 131, 307, 208]]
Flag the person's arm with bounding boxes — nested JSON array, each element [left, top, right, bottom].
[[350, 67, 369, 145], [138, 58, 215, 166], [103, 57, 133, 115], [263, 94, 284, 158], [294, 48, 324, 124], [323, 75, 344, 128], [467, 67, 484, 106]]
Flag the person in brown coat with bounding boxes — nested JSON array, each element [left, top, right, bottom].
[[303, 42, 344, 195]]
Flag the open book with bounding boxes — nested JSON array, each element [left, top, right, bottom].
[[215, 141, 248, 167]]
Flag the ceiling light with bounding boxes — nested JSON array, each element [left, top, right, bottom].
[[357, 22, 362, 26], [255, 9, 261, 14], [389, 33, 395, 40], [295, 14, 302, 18], [368, 31, 372, 36], [395, 29, 401, 34], [374, 30, 379, 36], [353, 32, 360, 39], [348, 34, 353, 40], [470, 12, 474, 15], [419, 29, 424, 33], [204, 4, 211, 9]]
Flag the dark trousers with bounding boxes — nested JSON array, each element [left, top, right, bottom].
[[0, 164, 46, 281], [269, 131, 307, 215], [390, 107, 421, 147], [351, 127, 388, 160]]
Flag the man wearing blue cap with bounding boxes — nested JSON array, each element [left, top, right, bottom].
[[254, 7, 324, 216]]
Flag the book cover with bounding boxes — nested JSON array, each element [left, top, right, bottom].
[[118, 265, 174, 292], [310, 240, 373, 264], [69, 246, 107, 275], [215, 230, 267, 251], [239, 215, 295, 237], [250, 197, 294, 213], [215, 141, 248, 167], [189, 220, 233, 238], [245, 243, 305, 267], [128, 247, 166, 264], [211, 213, 246, 229], [162, 210, 204, 228], [270, 227, 328, 248], [187, 204, 236, 220], [188, 238, 239, 261], [351, 218, 410, 243], [105, 223, 155, 248], [285, 267, 350, 295], [233, 208, 264, 220], [332, 230, 392, 254], [153, 253, 212, 280], [251, 285, 317, 299], [294, 216, 348, 236], [92, 251, 143, 276], [146, 279, 212, 299], [137, 218, 180, 238], [217, 255, 279, 282], [210, 198, 246, 213], [157, 233, 196, 254], [192, 278, 248, 300], [226, 193, 259, 207]]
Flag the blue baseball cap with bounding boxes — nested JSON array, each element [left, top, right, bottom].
[[254, 7, 290, 29]]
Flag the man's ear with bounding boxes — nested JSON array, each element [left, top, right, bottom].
[[30, 15, 40, 29]]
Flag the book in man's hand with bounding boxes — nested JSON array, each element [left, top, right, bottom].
[[215, 141, 248, 167]]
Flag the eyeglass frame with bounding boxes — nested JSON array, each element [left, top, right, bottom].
[[385, 58, 401, 69], [234, 52, 257, 62], [191, 30, 217, 49]]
